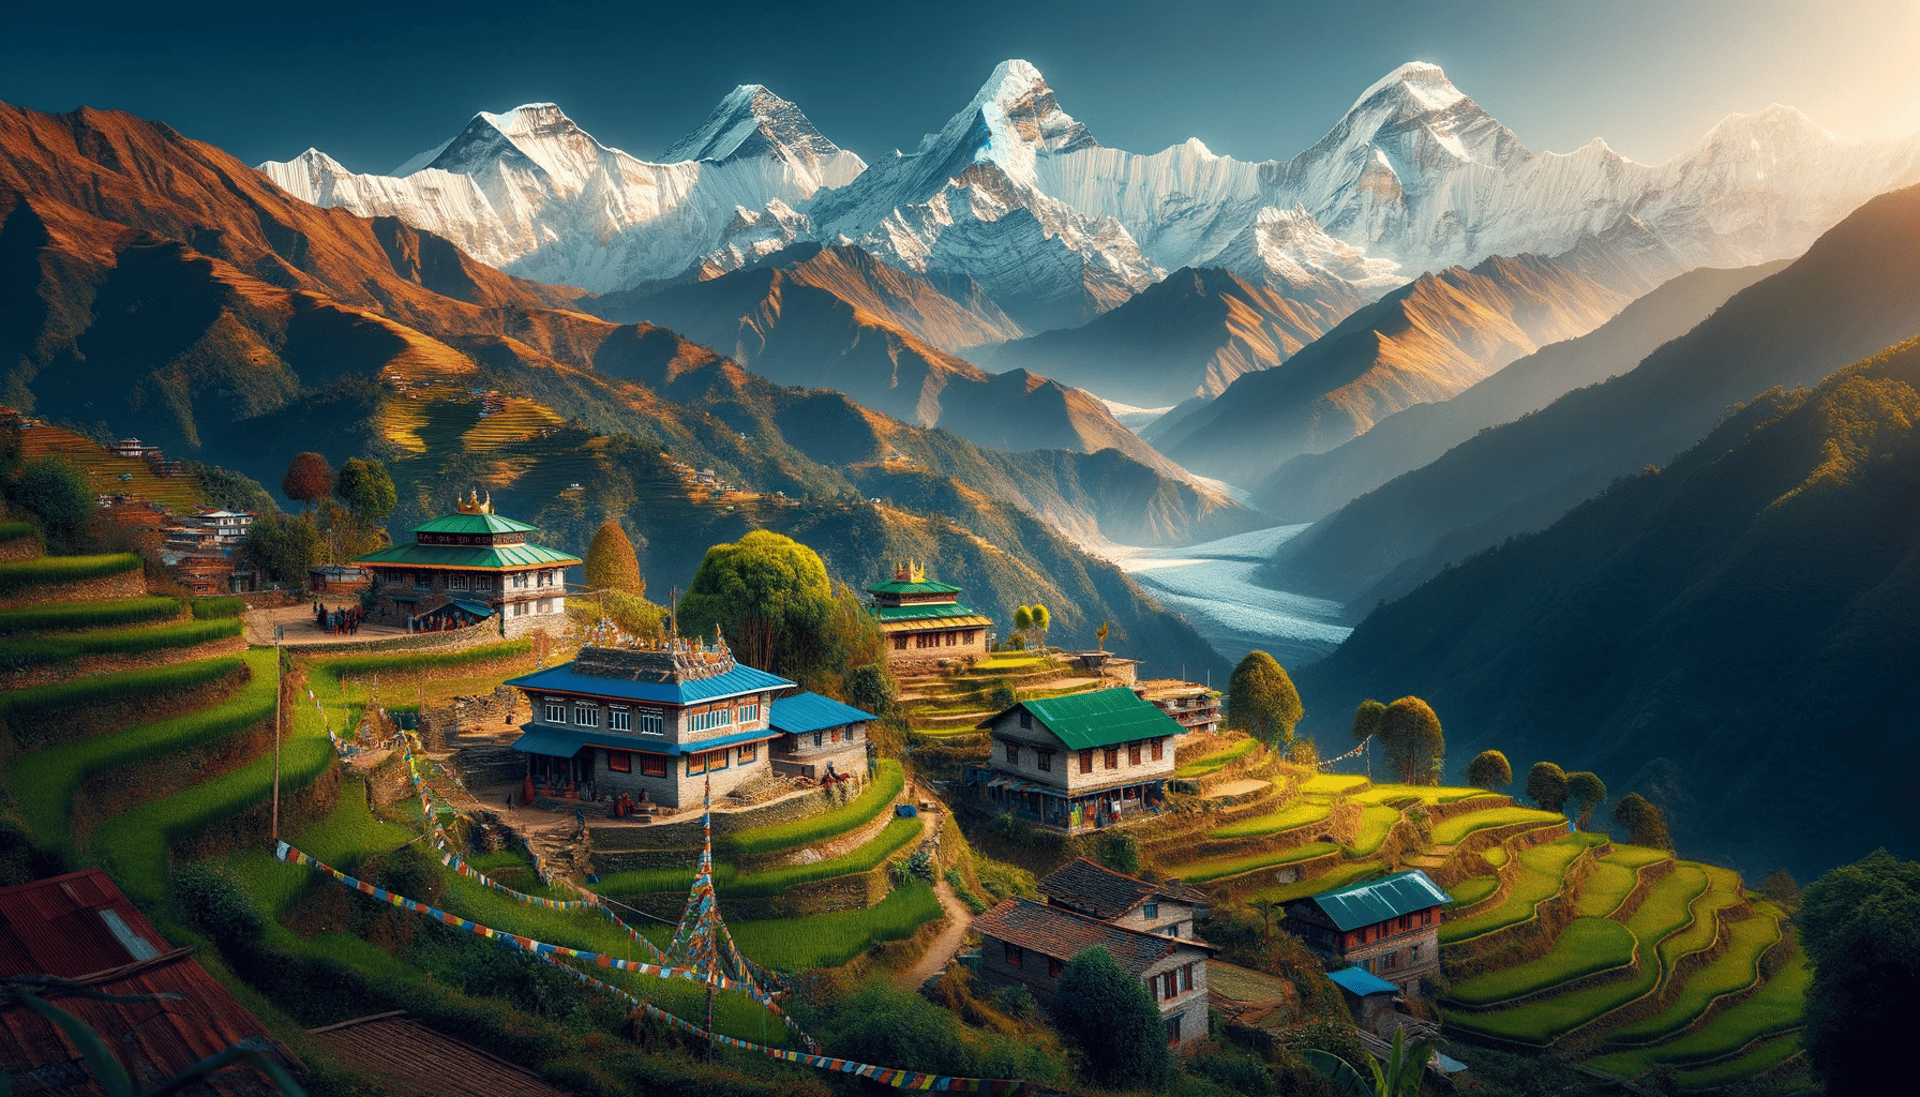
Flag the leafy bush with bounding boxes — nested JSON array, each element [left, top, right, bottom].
[[191, 596, 246, 619], [170, 861, 265, 946], [1097, 830, 1141, 875], [8, 649, 273, 847], [0, 552, 142, 595], [0, 654, 244, 727], [0, 595, 179, 633], [991, 984, 1041, 1023], [719, 759, 903, 857], [1051, 945, 1171, 1088], [0, 617, 240, 667], [946, 867, 989, 914]]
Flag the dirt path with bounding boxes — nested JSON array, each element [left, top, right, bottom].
[[896, 809, 975, 989]]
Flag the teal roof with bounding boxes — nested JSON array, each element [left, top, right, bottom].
[[872, 602, 991, 623], [769, 692, 875, 734], [1303, 870, 1451, 931], [1327, 967, 1399, 997], [867, 577, 962, 596], [354, 542, 580, 569], [411, 512, 541, 535], [984, 687, 1184, 749]]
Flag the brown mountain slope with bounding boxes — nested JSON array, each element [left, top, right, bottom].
[[1148, 254, 1630, 487], [1251, 260, 1789, 522], [599, 243, 1184, 471], [983, 266, 1372, 409]]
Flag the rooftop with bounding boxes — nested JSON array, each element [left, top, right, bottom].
[[1328, 966, 1401, 997], [970, 897, 1213, 977], [866, 560, 962, 596], [1295, 870, 1452, 931], [768, 691, 875, 734], [1039, 857, 1208, 921], [980, 686, 1185, 749], [0, 869, 294, 1096], [506, 642, 793, 706], [354, 541, 580, 570], [872, 602, 992, 625]]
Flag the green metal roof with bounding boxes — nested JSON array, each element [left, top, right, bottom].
[[988, 687, 1184, 750], [1303, 870, 1451, 931], [354, 542, 580, 569], [411, 512, 541, 535], [872, 602, 990, 623], [866, 578, 962, 596]]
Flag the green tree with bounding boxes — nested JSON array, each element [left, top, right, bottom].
[[1351, 698, 1386, 745], [1095, 620, 1110, 649], [1565, 771, 1608, 830], [1611, 792, 1671, 849], [583, 519, 644, 596], [191, 463, 277, 516], [1305, 1028, 1435, 1097], [279, 451, 333, 512], [675, 530, 832, 675], [1097, 831, 1141, 875], [844, 663, 896, 718], [1050, 946, 1171, 1088], [333, 458, 396, 524], [1013, 605, 1033, 634], [1380, 696, 1444, 785], [1758, 867, 1802, 913], [1226, 651, 1304, 750], [1466, 749, 1513, 790], [1526, 761, 1569, 812], [1028, 603, 1050, 649], [241, 511, 323, 589], [8, 456, 94, 553], [1799, 850, 1920, 1095]]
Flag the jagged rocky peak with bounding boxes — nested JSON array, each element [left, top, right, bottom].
[[967, 59, 1097, 156], [1329, 61, 1530, 170], [662, 83, 849, 165], [418, 101, 614, 187]]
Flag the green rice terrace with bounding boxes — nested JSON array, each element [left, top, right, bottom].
[[1106, 728, 1809, 1090], [0, 547, 1811, 1096]]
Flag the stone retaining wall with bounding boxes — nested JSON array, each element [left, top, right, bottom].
[[0, 534, 41, 562], [590, 783, 843, 855], [0, 566, 145, 608], [290, 618, 504, 655]]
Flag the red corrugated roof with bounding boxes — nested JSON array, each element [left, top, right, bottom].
[[0, 869, 295, 1096]]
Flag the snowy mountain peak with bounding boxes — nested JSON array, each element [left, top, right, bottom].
[[418, 102, 619, 193], [661, 83, 852, 167], [936, 58, 1097, 170], [1346, 61, 1465, 117]]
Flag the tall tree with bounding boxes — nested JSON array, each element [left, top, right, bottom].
[[1565, 771, 1608, 830], [1380, 696, 1445, 785], [1226, 651, 1304, 750], [1351, 699, 1386, 745], [8, 456, 94, 553], [1049, 946, 1171, 1089], [1526, 761, 1569, 812], [1611, 792, 1671, 848], [1029, 604, 1050, 649], [280, 452, 333, 512], [1013, 605, 1033, 634], [242, 511, 323, 588], [1799, 850, 1920, 1095], [334, 458, 396, 524], [584, 520, 645, 596], [1465, 750, 1513, 791], [676, 530, 832, 676]]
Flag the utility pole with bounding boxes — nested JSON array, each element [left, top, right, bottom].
[[271, 626, 284, 841]]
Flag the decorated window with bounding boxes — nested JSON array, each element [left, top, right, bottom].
[[609, 707, 630, 732], [606, 750, 631, 773], [448, 574, 468, 590], [574, 704, 599, 728], [737, 701, 760, 724], [1151, 739, 1164, 761], [686, 749, 729, 776], [639, 754, 668, 777], [638, 709, 664, 736], [544, 699, 567, 723], [1128, 743, 1142, 766]]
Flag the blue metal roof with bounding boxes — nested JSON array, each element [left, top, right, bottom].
[[504, 662, 793, 705], [1307, 870, 1452, 931], [509, 724, 778, 757], [1327, 966, 1400, 997], [768, 691, 875, 734], [447, 599, 495, 617]]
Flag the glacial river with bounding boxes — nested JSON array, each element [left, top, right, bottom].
[[1099, 524, 1353, 671]]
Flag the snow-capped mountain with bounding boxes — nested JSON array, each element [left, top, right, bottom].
[[260, 90, 864, 293], [807, 60, 1160, 332]]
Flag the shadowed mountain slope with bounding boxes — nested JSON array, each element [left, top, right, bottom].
[[1268, 183, 1920, 606], [1296, 336, 1920, 879]]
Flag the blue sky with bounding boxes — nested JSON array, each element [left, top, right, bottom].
[[2, 0, 1914, 173]]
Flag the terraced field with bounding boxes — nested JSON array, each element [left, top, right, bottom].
[[1207, 798, 1331, 839], [1440, 834, 1605, 944], [1447, 918, 1638, 1006], [1431, 806, 1565, 846], [19, 421, 206, 510]]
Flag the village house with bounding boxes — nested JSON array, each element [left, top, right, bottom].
[[309, 563, 371, 594], [1066, 649, 1140, 685], [972, 896, 1216, 1049], [504, 635, 869, 809], [964, 687, 1184, 832], [766, 691, 872, 781], [1039, 857, 1210, 939], [1133, 679, 1222, 736], [1281, 870, 1451, 991], [185, 508, 254, 544], [868, 562, 992, 671], [353, 492, 578, 636]]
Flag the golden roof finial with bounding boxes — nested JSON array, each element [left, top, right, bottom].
[[456, 489, 494, 515]]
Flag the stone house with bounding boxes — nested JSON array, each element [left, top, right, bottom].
[[1281, 870, 1451, 991], [354, 492, 578, 637], [1039, 857, 1210, 939], [767, 691, 873, 781], [966, 687, 1184, 832], [972, 897, 1215, 1049], [504, 636, 790, 808], [1132, 679, 1221, 736]]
